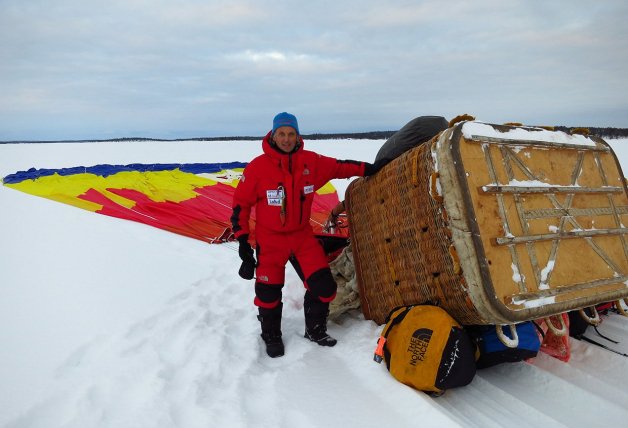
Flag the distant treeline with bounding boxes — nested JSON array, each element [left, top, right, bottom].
[[108, 131, 399, 141], [153, 131, 397, 141], [146, 128, 628, 141], [303, 127, 628, 140], [2, 127, 628, 144], [553, 127, 628, 139], [124, 128, 628, 141], [0, 132, 397, 144]]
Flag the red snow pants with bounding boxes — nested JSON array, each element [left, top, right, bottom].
[[253, 227, 337, 309]]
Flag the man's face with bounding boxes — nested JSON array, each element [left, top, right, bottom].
[[273, 126, 298, 153]]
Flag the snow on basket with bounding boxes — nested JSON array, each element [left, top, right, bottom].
[[346, 120, 628, 325]]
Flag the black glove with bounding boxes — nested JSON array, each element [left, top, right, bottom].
[[363, 158, 387, 176], [237, 234, 256, 280]]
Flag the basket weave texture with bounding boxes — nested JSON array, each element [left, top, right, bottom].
[[348, 123, 628, 326], [347, 139, 480, 325]]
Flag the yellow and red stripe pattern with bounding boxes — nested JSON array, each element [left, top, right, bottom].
[[3, 163, 346, 244]]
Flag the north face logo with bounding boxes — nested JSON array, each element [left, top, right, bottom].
[[407, 328, 433, 366]]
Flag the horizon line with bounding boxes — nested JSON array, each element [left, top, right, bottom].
[[3, 125, 628, 144]]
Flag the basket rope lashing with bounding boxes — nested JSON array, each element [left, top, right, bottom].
[[448, 244, 462, 275], [429, 172, 443, 204], [427, 165, 450, 228], [578, 306, 601, 326], [614, 299, 628, 316], [496, 324, 520, 348], [543, 314, 568, 336]]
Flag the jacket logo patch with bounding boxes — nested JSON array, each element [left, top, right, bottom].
[[304, 185, 314, 195], [266, 189, 283, 206]]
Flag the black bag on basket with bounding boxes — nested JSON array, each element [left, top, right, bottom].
[[374, 116, 449, 166]]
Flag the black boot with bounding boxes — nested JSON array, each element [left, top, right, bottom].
[[257, 303, 284, 358], [304, 294, 337, 347]]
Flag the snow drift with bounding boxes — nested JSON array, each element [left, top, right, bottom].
[[1, 137, 628, 427]]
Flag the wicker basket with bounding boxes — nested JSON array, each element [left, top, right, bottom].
[[347, 121, 628, 325]]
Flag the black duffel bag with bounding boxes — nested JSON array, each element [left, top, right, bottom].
[[375, 116, 449, 166]]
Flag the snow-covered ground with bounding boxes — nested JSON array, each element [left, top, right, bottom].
[[1, 135, 627, 428]]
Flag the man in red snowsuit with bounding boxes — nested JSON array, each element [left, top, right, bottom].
[[231, 112, 380, 357]]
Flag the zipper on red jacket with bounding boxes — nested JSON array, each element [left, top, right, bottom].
[[300, 190, 305, 224], [277, 183, 286, 226], [287, 153, 296, 226]]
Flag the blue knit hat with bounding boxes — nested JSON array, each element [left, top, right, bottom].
[[272, 112, 299, 135]]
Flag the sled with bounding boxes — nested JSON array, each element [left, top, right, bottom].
[[346, 121, 628, 325]]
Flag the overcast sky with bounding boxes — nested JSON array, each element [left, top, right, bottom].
[[1, 0, 627, 140]]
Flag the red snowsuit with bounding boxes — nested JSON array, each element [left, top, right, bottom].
[[231, 131, 367, 308]]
